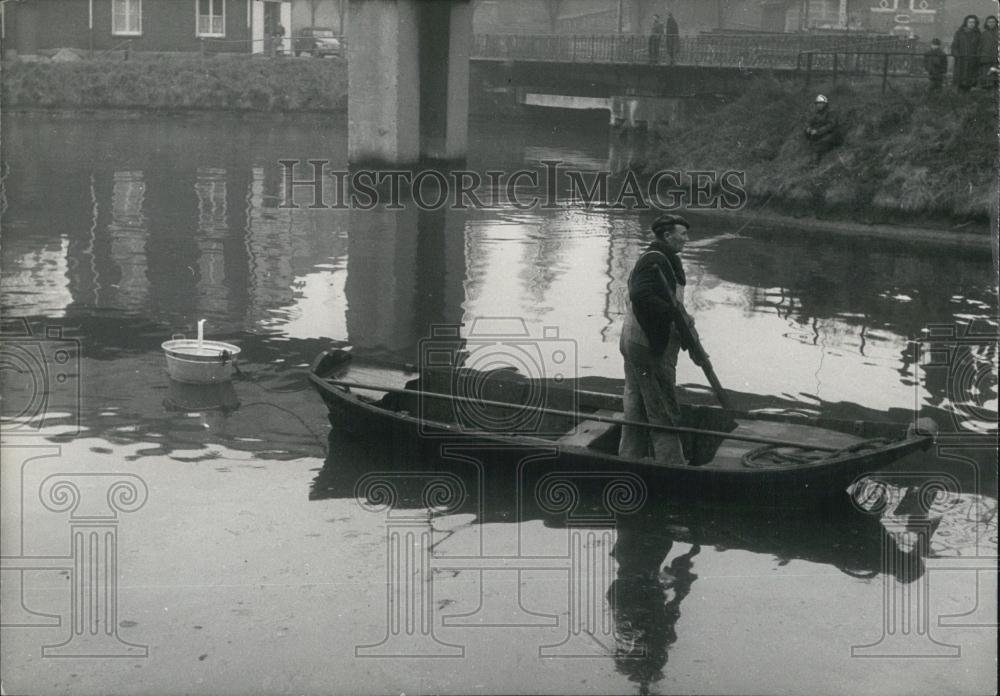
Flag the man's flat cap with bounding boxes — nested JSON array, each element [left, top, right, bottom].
[[652, 214, 690, 235]]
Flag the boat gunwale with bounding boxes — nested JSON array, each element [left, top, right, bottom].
[[308, 351, 932, 478]]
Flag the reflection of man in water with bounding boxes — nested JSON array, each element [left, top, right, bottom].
[[608, 515, 699, 692]]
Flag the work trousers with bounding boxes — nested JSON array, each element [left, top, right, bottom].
[[619, 331, 685, 465]]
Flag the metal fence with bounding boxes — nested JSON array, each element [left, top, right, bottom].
[[473, 32, 921, 71], [798, 50, 942, 91]]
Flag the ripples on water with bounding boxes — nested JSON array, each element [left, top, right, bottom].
[[0, 111, 996, 694]]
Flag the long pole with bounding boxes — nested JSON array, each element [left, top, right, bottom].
[[653, 265, 734, 410], [319, 377, 841, 452]]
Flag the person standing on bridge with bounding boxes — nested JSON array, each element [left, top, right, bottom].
[[978, 16, 998, 89], [923, 39, 948, 92], [649, 14, 665, 64], [666, 12, 680, 65], [951, 15, 981, 91], [619, 214, 694, 466]]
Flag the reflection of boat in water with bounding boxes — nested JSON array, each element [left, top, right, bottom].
[[309, 349, 935, 507], [311, 425, 942, 693]]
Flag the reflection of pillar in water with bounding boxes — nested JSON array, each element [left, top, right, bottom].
[[415, 208, 467, 331], [345, 205, 420, 354], [346, 205, 466, 359], [354, 472, 465, 657], [38, 474, 148, 657], [850, 476, 960, 658]]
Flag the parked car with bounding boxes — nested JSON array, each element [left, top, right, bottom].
[[293, 28, 342, 57]]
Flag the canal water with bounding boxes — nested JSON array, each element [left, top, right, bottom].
[[1, 111, 996, 695]]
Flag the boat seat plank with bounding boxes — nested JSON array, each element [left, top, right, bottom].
[[707, 419, 865, 470], [557, 410, 622, 449], [329, 365, 420, 401]]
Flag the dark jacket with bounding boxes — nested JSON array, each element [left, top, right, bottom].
[[952, 16, 981, 86], [666, 15, 679, 38], [650, 18, 664, 36], [924, 47, 948, 79], [806, 106, 842, 143], [628, 240, 686, 354], [979, 22, 998, 66]]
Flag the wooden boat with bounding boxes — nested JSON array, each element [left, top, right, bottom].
[[308, 349, 936, 506]]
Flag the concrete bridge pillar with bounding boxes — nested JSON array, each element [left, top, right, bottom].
[[348, 0, 472, 164]]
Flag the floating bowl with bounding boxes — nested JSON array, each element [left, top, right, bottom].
[[161, 339, 241, 384]]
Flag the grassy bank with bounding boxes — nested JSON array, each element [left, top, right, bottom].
[[1, 56, 347, 112], [645, 80, 997, 227]]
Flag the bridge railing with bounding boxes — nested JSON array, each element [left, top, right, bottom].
[[798, 50, 939, 92], [473, 32, 920, 71]]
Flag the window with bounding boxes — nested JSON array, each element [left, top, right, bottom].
[[112, 0, 142, 35], [197, 0, 225, 37]]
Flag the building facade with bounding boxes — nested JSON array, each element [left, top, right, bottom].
[[1, 0, 296, 57]]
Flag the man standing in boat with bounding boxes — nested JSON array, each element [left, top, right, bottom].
[[619, 214, 695, 465]]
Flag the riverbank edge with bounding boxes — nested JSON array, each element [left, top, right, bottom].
[[1, 57, 348, 112], [643, 80, 997, 233], [690, 206, 997, 251]]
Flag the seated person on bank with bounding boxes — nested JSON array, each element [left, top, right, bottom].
[[803, 94, 843, 163]]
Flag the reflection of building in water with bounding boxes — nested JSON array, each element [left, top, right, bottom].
[[107, 170, 149, 312], [194, 168, 230, 319], [256, 209, 351, 341], [0, 237, 73, 318], [247, 165, 359, 335], [245, 166, 298, 325]]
